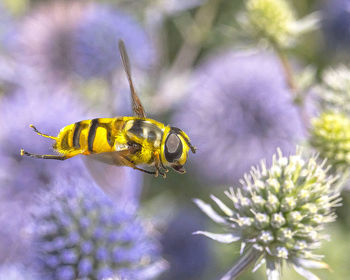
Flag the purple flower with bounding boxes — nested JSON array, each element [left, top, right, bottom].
[[0, 3, 14, 51], [0, 81, 86, 264], [31, 176, 165, 280], [0, 263, 38, 280], [71, 4, 154, 79], [322, 0, 350, 51], [16, 2, 154, 82], [160, 207, 211, 280], [173, 50, 304, 185], [0, 74, 143, 263]]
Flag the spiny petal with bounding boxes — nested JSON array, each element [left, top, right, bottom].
[[252, 257, 265, 273], [193, 199, 227, 224], [266, 258, 280, 280], [294, 258, 330, 270], [210, 195, 234, 216], [293, 265, 320, 280], [220, 249, 262, 280], [193, 231, 240, 243]]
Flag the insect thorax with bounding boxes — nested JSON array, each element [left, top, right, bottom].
[[124, 119, 164, 148]]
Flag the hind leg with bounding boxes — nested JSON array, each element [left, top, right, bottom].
[[29, 124, 57, 140], [20, 149, 67, 160], [21, 124, 63, 160], [20, 149, 83, 161]]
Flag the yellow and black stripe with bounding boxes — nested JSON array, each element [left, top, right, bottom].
[[55, 118, 117, 156], [87, 118, 99, 152]]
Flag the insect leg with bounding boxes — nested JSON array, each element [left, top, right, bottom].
[[134, 166, 157, 175], [30, 124, 57, 140], [119, 155, 157, 176], [154, 152, 167, 178], [20, 149, 66, 160]]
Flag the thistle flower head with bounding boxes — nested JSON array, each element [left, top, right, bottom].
[[71, 4, 154, 79], [322, 0, 350, 51], [318, 65, 350, 114], [246, 0, 295, 46], [310, 112, 350, 173], [16, 1, 154, 81], [0, 79, 86, 263], [0, 264, 38, 280], [241, 0, 319, 48], [194, 148, 341, 280], [0, 3, 14, 51], [173, 50, 304, 185], [32, 177, 165, 280], [0, 75, 142, 263]]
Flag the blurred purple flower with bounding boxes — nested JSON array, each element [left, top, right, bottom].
[[0, 3, 14, 51], [160, 207, 211, 280], [0, 75, 143, 263], [16, 1, 154, 82], [173, 50, 304, 185], [0, 263, 38, 280], [31, 176, 165, 280], [0, 82, 86, 264], [322, 0, 350, 51], [72, 4, 154, 79]]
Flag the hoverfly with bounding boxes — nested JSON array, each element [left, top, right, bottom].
[[20, 40, 196, 177]]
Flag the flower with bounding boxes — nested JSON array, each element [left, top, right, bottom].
[[0, 263, 38, 280], [194, 148, 341, 280], [31, 176, 166, 280], [245, 0, 296, 46], [239, 0, 320, 48], [0, 3, 14, 51], [0, 80, 86, 263], [0, 75, 142, 263], [160, 207, 211, 280], [317, 65, 350, 115], [173, 50, 304, 185], [322, 0, 350, 52], [71, 3, 154, 79], [16, 1, 154, 81], [310, 112, 350, 173]]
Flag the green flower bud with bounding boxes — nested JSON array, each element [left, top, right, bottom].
[[310, 112, 350, 172], [245, 0, 296, 47]]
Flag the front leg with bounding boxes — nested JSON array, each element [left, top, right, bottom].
[[118, 141, 159, 177], [154, 151, 167, 178]]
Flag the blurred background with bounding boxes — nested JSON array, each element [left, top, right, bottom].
[[0, 0, 349, 279]]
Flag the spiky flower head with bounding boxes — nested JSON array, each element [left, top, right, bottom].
[[0, 264, 38, 280], [241, 0, 319, 48], [16, 1, 154, 81], [194, 148, 341, 280], [173, 50, 304, 185], [310, 112, 350, 173], [32, 176, 165, 280], [317, 65, 350, 115], [321, 0, 350, 52]]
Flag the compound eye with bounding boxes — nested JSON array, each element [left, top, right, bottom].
[[165, 133, 183, 162]]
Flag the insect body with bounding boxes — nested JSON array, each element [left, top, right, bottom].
[[20, 40, 196, 177]]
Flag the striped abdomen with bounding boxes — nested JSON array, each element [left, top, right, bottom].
[[54, 118, 118, 155]]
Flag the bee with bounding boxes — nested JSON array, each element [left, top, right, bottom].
[[20, 40, 196, 178]]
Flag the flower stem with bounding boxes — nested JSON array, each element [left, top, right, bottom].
[[274, 45, 310, 131], [220, 248, 263, 280], [275, 47, 296, 94], [170, 0, 221, 73]]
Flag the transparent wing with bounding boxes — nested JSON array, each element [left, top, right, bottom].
[[84, 154, 142, 204], [118, 39, 146, 118]]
